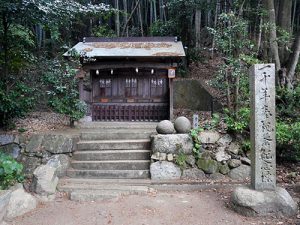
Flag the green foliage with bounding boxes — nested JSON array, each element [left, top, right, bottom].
[[174, 152, 187, 170], [43, 62, 87, 126], [0, 80, 35, 128], [92, 25, 117, 38], [276, 84, 300, 122], [208, 13, 254, 58], [241, 139, 251, 153], [276, 121, 300, 161], [149, 20, 177, 36], [203, 113, 220, 130], [190, 127, 204, 159], [224, 107, 250, 134], [0, 153, 24, 190]]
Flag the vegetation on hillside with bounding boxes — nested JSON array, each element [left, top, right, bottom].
[[0, 0, 299, 160]]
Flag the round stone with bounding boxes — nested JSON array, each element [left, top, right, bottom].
[[174, 116, 192, 133], [156, 120, 175, 134]]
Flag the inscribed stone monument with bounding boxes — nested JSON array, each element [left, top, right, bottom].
[[230, 64, 297, 217], [250, 64, 276, 190]]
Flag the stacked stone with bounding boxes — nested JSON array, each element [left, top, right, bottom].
[[150, 117, 194, 180], [150, 117, 252, 180], [18, 134, 74, 178], [197, 131, 251, 180]]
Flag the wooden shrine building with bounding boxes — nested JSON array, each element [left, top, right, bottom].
[[64, 37, 185, 122]]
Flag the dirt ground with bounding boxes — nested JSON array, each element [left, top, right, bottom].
[[8, 189, 300, 225]]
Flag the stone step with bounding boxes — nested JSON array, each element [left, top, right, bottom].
[[58, 180, 151, 193], [69, 187, 151, 201], [58, 178, 152, 186], [76, 122, 157, 129], [73, 150, 151, 161], [77, 139, 151, 150], [71, 160, 150, 170], [80, 130, 155, 140], [67, 169, 150, 179]]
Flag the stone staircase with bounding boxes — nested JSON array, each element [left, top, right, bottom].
[[59, 122, 156, 200]]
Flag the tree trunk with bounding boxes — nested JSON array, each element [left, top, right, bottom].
[[138, 0, 144, 36], [264, 0, 281, 72], [2, 13, 9, 84], [121, 0, 141, 36], [211, 0, 219, 58], [257, 17, 263, 54], [292, 0, 297, 32], [195, 9, 201, 48], [277, 0, 293, 63], [286, 32, 300, 89], [153, 0, 157, 22], [115, 0, 120, 37], [123, 0, 128, 37]]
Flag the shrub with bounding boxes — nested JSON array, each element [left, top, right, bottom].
[[0, 153, 24, 190], [43, 62, 87, 127], [276, 84, 300, 122], [224, 107, 250, 134], [276, 121, 300, 161], [0, 80, 35, 129]]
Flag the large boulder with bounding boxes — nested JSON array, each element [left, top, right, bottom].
[[156, 120, 175, 134], [46, 154, 70, 178], [181, 168, 206, 180], [152, 134, 193, 154], [196, 158, 219, 174], [0, 190, 11, 224], [228, 164, 251, 180], [198, 131, 220, 144], [6, 185, 37, 219], [25, 134, 44, 153], [174, 116, 191, 133], [42, 134, 74, 154], [231, 186, 298, 217], [150, 161, 181, 180], [31, 165, 58, 196]]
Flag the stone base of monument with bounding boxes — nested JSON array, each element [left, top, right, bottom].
[[231, 186, 298, 217]]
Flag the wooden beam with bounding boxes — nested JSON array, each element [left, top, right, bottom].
[[83, 62, 178, 70], [169, 78, 174, 121]]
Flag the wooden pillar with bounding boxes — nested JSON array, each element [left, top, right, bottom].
[[79, 78, 84, 101], [169, 78, 174, 121]]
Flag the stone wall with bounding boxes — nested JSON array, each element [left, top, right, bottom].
[[150, 118, 251, 180], [0, 133, 78, 180], [174, 79, 222, 111]]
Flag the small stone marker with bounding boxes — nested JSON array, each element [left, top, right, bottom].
[[193, 114, 199, 129], [250, 64, 276, 190], [230, 64, 297, 217]]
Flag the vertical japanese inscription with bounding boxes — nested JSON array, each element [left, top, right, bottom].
[[250, 64, 276, 190]]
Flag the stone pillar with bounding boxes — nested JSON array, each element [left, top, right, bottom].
[[250, 64, 276, 190]]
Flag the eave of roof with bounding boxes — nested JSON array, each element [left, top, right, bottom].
[[64, 37, 186, 58]]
